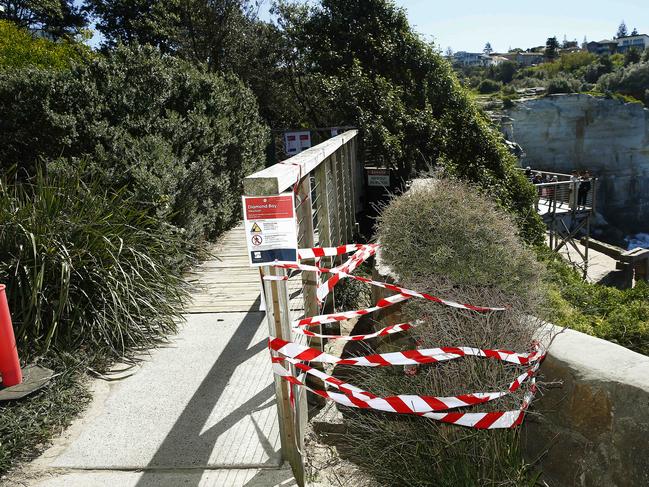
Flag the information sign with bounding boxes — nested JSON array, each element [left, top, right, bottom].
[[367, 168, 391, 187], [284, 131, 312, 155], [243, 194, 298, 266]]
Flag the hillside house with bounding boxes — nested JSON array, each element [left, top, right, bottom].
[[617, 34, 649, 52], [453, 51, 493, 66]]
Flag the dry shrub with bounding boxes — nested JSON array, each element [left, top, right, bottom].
[[339, 179, 551, 486]]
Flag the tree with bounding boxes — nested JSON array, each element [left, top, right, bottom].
[[0, 19, 92, 69], [631, 27, 639, 36], [0, 0, 86, 38], [483, 41, 492, 55], [624, 46, 642, 65], [85, 0, 266, 74], [545, 36, 559, 60], [617, 20, 628, 38], [497, 60, 516, 83], [562, 34, 569, 48], [274, 0, 544, 244], [445, 46, 453, 58], [582, 35, 588, 49]]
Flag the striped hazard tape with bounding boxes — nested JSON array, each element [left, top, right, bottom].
[[269, 337, 545, 367], [262, 243, 544, 429], [292, 321, 416, 341], [272, 356, 542, 429]]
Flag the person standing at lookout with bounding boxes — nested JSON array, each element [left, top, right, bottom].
[[578, 171, 592, 207], [569, 170, 580, 209], [532, 172, 543, 210]]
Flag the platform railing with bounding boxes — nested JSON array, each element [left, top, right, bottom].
[[242, 130, 361, 486]]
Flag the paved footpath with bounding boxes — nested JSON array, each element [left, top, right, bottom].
[[13, 225, 296, 487]]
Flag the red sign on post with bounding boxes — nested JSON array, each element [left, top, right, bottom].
[[242, 194, 298, 266]]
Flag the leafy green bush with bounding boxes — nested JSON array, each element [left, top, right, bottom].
[[0, 169, 188, 362], [378, 179, 543, 299], [598, 62, 649, 105], [0, 45, 268, 241], [546, 76, 580, 94], [541, 248, 649, 356], [0, 20, 91, 69], [478, 78, 502, 94], [341, 180, 547, 485]]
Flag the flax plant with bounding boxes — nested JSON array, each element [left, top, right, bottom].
[[0, 168, 188, 364]]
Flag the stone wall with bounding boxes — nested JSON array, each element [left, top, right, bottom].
[[507, 94, 649, 233], [524, 325, 649, 487]]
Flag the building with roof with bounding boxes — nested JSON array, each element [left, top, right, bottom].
[[617, 34, 649, 52], [586, 39, 618, 55], [452, 51, 493, 67]]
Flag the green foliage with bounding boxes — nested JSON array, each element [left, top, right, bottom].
[[544, 36, 559, 61], [0, 168, 188, 361], [274, 0, 544, 244], [624, 47, 642, 65], [0, 0, 86, 39], [598, 61, 649, 103], [345, 180, 546, 486], [0, 45, 268, 241], [378, 179, 544, 299], [478, 78, 502, 93], [0, 19, 91, 69], [540, 247, 649, 356], [546, 76, 580, 94]]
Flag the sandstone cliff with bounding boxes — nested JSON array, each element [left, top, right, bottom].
[[507, 94, 649, 233]]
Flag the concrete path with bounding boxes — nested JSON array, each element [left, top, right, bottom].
[[13, 225, 296, 487]]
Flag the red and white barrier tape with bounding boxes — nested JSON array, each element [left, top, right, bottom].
[[268, 260, 506, 314], [292, 321, 416, 341], [295, 293, 412, 328], [317, 245, 377, 303], [262, 242, 543, 429], [272, 357, 541, 429], [269, 337, 544, 367], [298, 244, 377, 260]]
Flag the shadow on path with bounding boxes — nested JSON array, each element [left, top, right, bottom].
[[136, 297, 282, 487]]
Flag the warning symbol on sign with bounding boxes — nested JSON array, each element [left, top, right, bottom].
[[251, 222, 262, 233], [251, 235, 263, 246]]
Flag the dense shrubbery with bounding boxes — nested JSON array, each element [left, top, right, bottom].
[[457, 47, 649, 108], [275, 0, 544, 244], [541, 249, 649, 356], [0, 45, 268, 242], [341, 180, 548, 486], [598, 62, 649, 105], [0, 169, 188, 362], [0, 20, 92, 69], [478, 78, 502, 93], [546, 76, 580, 94]]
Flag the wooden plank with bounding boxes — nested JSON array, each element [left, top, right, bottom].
[[243, 130, 359, 195]]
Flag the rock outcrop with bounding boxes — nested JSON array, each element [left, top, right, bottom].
[[507, 94, 649, 233]]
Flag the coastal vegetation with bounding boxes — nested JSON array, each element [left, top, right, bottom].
[[1, 0, 648, 482], [457, 47, 649, 107]]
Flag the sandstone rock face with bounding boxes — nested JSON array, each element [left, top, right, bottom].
[[507, 94, 649, 233], [525, 325, 649, 487]]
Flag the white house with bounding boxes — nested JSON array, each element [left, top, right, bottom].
[[453, 51, 493, 67], [617, 34, 649, 52]]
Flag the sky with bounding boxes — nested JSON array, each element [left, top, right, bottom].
[[257, 0, 649, 53], [82, 0, 649, 53], [397, 0, 649, 53]]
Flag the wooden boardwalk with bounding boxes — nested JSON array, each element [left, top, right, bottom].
[[186, 224, 262, 313]]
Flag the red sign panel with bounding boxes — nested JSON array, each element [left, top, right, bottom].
[[244, 195, 295, 220]]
